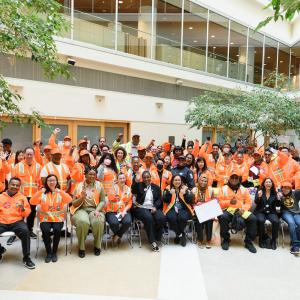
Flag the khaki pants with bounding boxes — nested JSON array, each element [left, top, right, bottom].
[[72, 207, 105, 250]]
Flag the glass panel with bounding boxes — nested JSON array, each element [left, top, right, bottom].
[[207, 12, 229, 77], [41, 124, 68, 147], [0, 124, 33, 152], [77, 126, 100, 148], [117, 0, 152, 58], [156, 0, 182, 66], [182, 1, 207, 71], [73, 0, 115, 50], [278, 43, 290, 90], [58, 0, 72, 38], [263, 37, 278, 87], [105, 127, 124, 148], [290, 43, 300, 90], [201, 128, 213, 144], [247, 29, 264, 84], [216, 129, 226, 145], [228, 21, 247, 81]]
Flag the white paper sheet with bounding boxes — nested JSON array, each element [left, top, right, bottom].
[[194, 199, 223, 223], [249, 166, 259, 176]]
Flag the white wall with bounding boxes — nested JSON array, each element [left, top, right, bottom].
[[6, 77, 202, 145]]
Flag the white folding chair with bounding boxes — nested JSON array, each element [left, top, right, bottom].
[[35, 204, 68, 258]]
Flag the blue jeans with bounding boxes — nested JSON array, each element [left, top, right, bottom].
[[282, 211, 300, 248]]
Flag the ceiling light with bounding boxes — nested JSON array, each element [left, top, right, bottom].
[[211, 35, 215, 38], [213, 46, 216, 49], [188, 26, 193, 30], [230, 42, 234, 45], [280, 60, 283, 63], [193, 40, 198, 43], [236, 54, 239, 57], [267, 56, 271, 59], [118, 0, 123, 3]]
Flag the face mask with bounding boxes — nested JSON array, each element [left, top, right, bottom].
[[157, 164, 163, 171], [64, 141, 71, 147], [104, 158, 112, 166]]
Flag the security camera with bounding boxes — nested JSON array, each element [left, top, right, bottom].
[[67, 58, 76, 66]]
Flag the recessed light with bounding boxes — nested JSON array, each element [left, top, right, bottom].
[[280, 60, 283, 63], [119, 0, 123, 3], [264, 63, 267, 65], [213, 46, 216, 49], [230, 42, 234, 45], [188, 26, 193, 30], [193, 40, 198, 43], [236, 54, 239, 57], [211, 35, 215, 38], [254, 51, 257, 54], [267, 56, 271, 59]]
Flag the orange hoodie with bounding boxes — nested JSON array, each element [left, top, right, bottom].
[[0, 191, 31, 224]]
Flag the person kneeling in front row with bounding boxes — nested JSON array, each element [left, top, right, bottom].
[[218, 171, 257, 253], [0, 177, 35, 269], [71, 168, 105, 258]]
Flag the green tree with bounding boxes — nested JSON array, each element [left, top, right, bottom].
[[257, 0, 300, 30], [0, 0, 70, 129], [185, 88, 300, 144]]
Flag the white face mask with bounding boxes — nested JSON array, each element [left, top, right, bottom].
[[64, 141, 71, 147], [104, 158, 112, 166]]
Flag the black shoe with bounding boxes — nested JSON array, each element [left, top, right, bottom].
[[7, 235, 16, 245], [258, 239, 266, 248], [94, 247, 101, 256], [151, 242, 160, 252], [271, 239, 277, 250], [78, 250, 85, 258], [30, 232, 37, 239], [290, 247, 300, 254], [44, 254, 52, 263], [52, 253, 58, 262], [245, 241, 257, 253], [221, 239, 230, 250], [0, 246, 6, 262], [180, 233, 187, 247], [174, 236, 180, 244], [23, 257, 36, 269]]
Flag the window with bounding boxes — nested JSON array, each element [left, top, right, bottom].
[[77, 125, 101, 148], [41, 124, 68, 147]]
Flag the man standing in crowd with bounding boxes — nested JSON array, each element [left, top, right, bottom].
[[113, 133, 140, 161], [171, 155, 195, 188]]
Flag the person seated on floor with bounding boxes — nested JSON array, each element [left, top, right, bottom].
[[218, 170, 257, 253], [278, 181, 300, 255], [131, 170, 166, 252], [70, 168, 105, 258], [106, 172, 132, 246], [30, 174, 72, 263], [254, 177, 280, 250], [0, 177, 35, 269], [192, 174, 215, 249], [162, 175, 194, 247]]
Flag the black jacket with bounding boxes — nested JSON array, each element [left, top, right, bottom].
[[162, 188, 194, 213], [171, 166, 195, 188], [131, 182, 162, 209], [254, 190, 280, 214]]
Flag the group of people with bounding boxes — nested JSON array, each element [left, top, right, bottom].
[[0, 129, 300, 270]]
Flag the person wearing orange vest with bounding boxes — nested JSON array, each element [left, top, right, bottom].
[[281, 146, 300, 187], [40, 148, 71, 193], [30, 174, 72, 263], [215, 152, 237, 187], [260, 148, 289, 190], [106, 173, 132, 245], [194, 157, 213, 187], [162, 175, 194, 247], [248, 151, 266, 187], [33, 141, 52, 167], [192, 174, 215, 248], [156, 158, 172, 192], [0, 177, 35, 269], [12, 147, 42, 238], [235, 152, 250, 185], [97, 152, 118, 196], [137, 145, 146, 169], [0, 152, 10, 193], [181, 136, 200, 157], [218, 170, 257, 253], [141, 153, 160, 186], [71, 168, 105, 258]]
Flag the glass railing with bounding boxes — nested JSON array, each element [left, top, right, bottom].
[[207, 52, 227, 77], [155, 35, 181, 66], [182, 44, 206, 71]]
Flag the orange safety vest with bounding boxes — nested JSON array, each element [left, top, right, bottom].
[[30, 190, 72, 222], [13, 161, 41, 197], [193, 169, 213, 187], [141, 165, 160, 186], [106, 184, 132, 213], [215, 161, 236, 187], [70, 181, 103, 215], [0, 160, 10, 192], [192, 186, 215, 205], [44, 162, 69, 192], [100, 167, 117, 195], [158, 169, 172, 191], [163, 189, 194, 216]]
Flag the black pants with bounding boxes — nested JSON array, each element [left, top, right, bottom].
[[255, 212, 279, 240], [195, 218, 213, 242], [166, 208, 190, 236], [106, 212, 132, 237], [0, 221, 30, 258], [133, 208, 166, 243], [40, 222, 64, 254], [26, 199, 36, 232], [218, 210, 257, 243]]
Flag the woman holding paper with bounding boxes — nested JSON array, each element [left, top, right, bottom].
[[106, 173, 132, 246], [162, 175, 194, 247], [192, 174, 215, 249]]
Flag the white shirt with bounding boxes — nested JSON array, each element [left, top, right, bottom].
[[142, 186, 154, 209]]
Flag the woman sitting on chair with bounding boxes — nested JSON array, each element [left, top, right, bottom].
[[106, 172, 132, 246], [162, 175, 194, 247], [30, 174, 72, 263], [70, 168, 105, 258]]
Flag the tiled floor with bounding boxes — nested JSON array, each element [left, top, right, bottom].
[[1, 229, 300, 300]]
